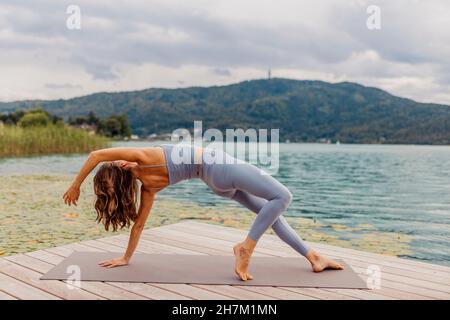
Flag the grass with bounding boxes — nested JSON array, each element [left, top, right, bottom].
[[0, 124, 110, 157]]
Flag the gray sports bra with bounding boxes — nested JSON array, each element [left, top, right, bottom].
[[138, 144, 201, 186]]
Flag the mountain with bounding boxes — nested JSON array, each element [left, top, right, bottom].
[[1, 78, 450, 144]]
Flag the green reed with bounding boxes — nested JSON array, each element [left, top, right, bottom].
[[0, 124, 111, 157]]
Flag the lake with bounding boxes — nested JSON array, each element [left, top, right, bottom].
[[1, 141, 449, 266]]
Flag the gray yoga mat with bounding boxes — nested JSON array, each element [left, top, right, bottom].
[[41, 252, 367, 289]]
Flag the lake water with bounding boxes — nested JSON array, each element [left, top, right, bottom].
[[1, 141, 449, 266]]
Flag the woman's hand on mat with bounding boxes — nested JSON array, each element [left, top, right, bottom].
[[63, 184, 80, 206], [98, 257, 129, 268]]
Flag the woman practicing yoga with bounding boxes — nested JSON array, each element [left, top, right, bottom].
[[63, 143, 343, 281]]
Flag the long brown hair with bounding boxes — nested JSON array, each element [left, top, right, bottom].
[[93, 162, 138, 231]]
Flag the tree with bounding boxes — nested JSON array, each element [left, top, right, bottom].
[[117, 114, 131, 137], [98, 118, 121, 137], [87, 111, 99, 125], [68, 116, 87, 125], [0, 109, 26, 124], [18, 112, 51, 127], [97, 114, 131, 138]]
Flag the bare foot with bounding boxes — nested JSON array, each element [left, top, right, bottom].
[[233, 243, 254, 281], [307, 251, 344, 273]]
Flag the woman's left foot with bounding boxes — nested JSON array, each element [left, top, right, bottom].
[[306, 251, 344, 272]]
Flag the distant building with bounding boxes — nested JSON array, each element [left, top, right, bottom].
[[147, 133, 173, 141], [317, 138, 332, 144], [72, 123, 97, 132]]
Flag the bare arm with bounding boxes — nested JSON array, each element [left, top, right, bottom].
[[75, 148, 146, 187], [99, 186, 155, 268], [63, 147, 146, 206], [124, 187, 154, 260]]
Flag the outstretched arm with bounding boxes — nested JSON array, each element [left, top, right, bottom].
[[99, 186, 155, 268], [63, 147, 146, 206]]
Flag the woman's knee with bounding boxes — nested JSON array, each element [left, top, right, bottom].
[[278, 187, 293, 209]]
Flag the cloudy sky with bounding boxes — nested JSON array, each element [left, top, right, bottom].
[[1, 0, 449, 104]]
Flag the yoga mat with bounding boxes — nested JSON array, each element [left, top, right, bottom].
[[41, 252, 367, 289]]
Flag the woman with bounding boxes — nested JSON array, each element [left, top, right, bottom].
[[63, 143, 343, 281]]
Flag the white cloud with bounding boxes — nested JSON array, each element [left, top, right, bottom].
[[0, 0, 449, 104]]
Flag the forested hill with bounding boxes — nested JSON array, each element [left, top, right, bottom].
[[1, 78, 450, 144]]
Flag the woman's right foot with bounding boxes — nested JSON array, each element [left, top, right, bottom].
[[306, 251, 344, 272], [233, 243, 254, 281]]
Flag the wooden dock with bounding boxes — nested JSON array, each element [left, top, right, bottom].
[[0, 220, 449, 300]]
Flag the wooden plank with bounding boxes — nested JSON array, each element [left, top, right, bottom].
[[354, 286, 432, 300], [27, 250, 68, 265], [97, 236, 201, 255], [147, 228, 269, 257], [165, 222, 450, 289], [0, 266, 60, 300], [80, 240, 124, 253], [95, 233, 201, 256], [60, 242, 104, 253], [150, 283, 233, 300], [281, 287, 359, 300], [46, 245, 75, 256], [234, 286, 317, 300], [142, 233, 235, 256], [149, 224, 443, 300], [73, 281, 149, 300], [349, 265, 450, 297], [192, 284, 275, 300], [1, 256, 103, 300], [322, 288, 395, 300], [0, 290, 18, 300], [112, 282, 191, 300]]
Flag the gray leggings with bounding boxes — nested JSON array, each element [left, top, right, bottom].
[[201, 149, 310, 256]]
